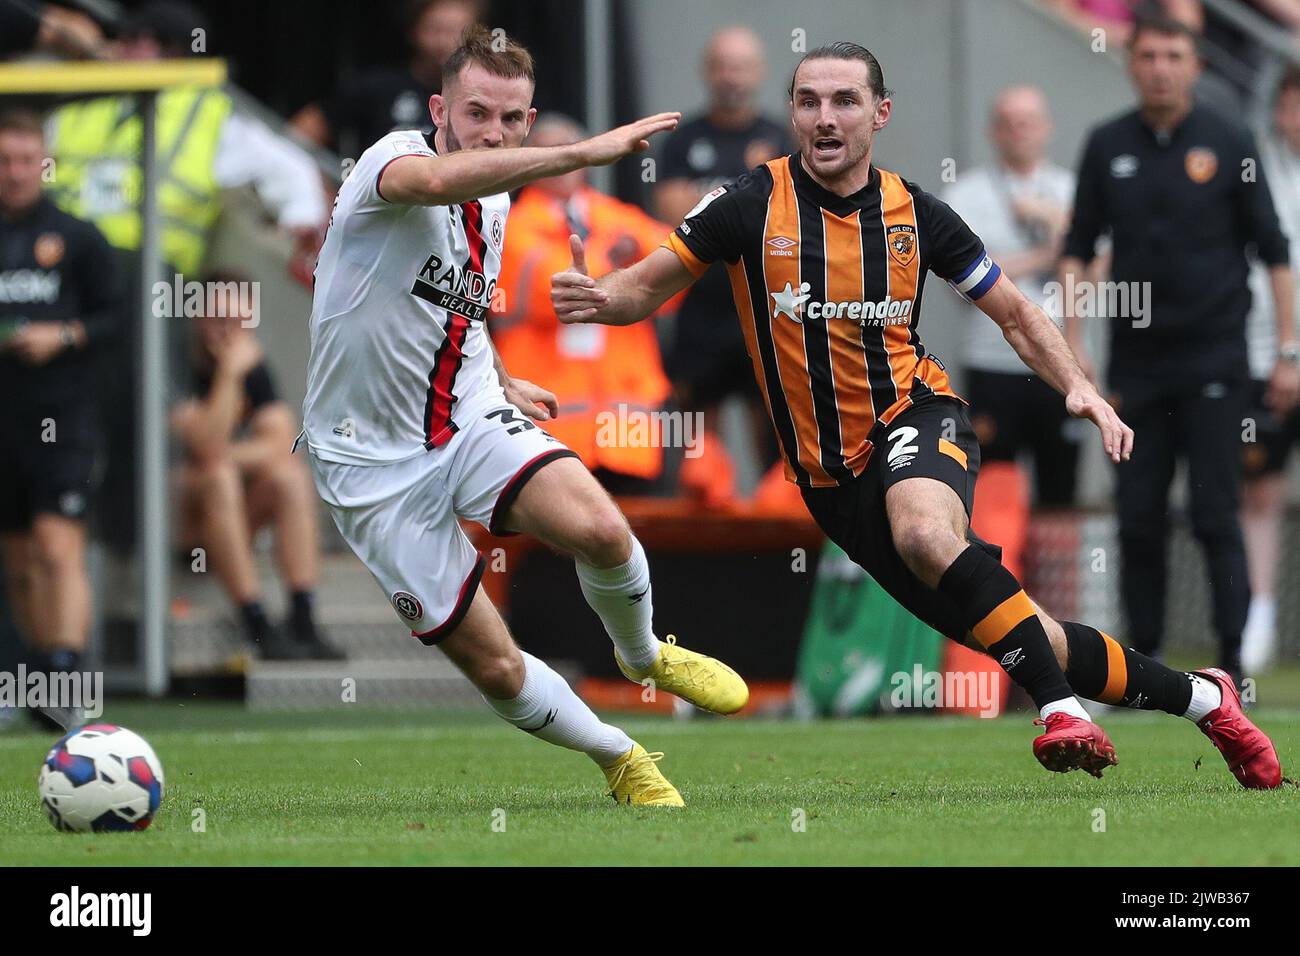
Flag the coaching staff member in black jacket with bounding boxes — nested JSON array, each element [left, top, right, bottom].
[[0, 110, 123, 727], [1060, 16, 1297, 677]]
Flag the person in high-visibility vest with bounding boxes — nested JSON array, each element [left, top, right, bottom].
[[492, 114, 684, 494], [43, 0, 327, 277], [41, 1, 328, 553]]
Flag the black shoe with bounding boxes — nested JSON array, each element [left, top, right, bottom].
[[255, 627, 313, 661], [288, 619, 346, 661]]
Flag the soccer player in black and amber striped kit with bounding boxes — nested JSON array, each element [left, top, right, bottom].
[[552, 42, 1283, 787]]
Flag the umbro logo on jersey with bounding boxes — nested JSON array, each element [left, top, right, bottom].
[[766, 235, 797, 257]]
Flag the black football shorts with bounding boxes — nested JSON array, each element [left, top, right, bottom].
[[801, 396, 1001, 642], [0, 399, 102, 532]]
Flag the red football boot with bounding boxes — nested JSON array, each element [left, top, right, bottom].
[[1193, 668, 1282, 790], [1032, 713, 1118, 778]]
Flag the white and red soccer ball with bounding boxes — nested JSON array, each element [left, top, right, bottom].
[[38, 724, 165, 833]]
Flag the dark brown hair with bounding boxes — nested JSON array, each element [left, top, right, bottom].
[[442, 23, 534, 87], [789, 42, 892, 101], [0, 109, 44, 139], [1128, 14, 1201, 53]]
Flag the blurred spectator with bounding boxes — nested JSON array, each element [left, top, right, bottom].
[[45, 0, 328, 278], [42, 0, 328, 554], [945, 87, 1081, 505], [0, 0, 103, 59], [1044, 0, 1241, 114], [654, 25, 790, 500], [1044, 0, 1204, 47], [1240, 67, 1300, 674], [290, 0, 480, 156], [942, 86, 1081, 578], [170, 276, 340, 661], [1059, 15, 1296, 676], [493, 114, 680, 495], [1248, 1, 1300, 44], [0, 109, 123, 729]]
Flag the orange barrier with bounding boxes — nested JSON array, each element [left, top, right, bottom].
[[971, 460, 1030, 581]]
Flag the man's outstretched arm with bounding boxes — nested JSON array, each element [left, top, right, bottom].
[[975, 273, 1134, 464], [380, 113, 680, 206], [552, 237, 696, 327]]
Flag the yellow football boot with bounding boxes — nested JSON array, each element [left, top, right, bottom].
[[616, 634, 749, 715], [602, 744, 684, 807]]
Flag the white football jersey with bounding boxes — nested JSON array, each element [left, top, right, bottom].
[[303, 130, 511, 465]]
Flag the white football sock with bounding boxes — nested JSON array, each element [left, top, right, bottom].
[[1242, 596, 1278, 674], [1182, 674, 1222, 723], [483, 651, 632, 766], [575, 535, 660, 671], [1040, 696, 1091, 721]]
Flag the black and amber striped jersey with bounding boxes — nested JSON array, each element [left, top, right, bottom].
[[663, 154, 1003, 487]]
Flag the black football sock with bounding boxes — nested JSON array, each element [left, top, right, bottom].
[[289, 590, 316, 640], [1061, 621, 1193, 716], [937, 545, 1075, 710], [47, 648, 81, 673], [239, 600, 272, 644], [24, 648, 51, 673]]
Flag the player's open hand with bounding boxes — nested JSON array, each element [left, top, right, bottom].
[[579, 112, 681, 166], [504, 377, 559, 422], [552, 234, 608, 324], [1066, 385, 1133, 463]]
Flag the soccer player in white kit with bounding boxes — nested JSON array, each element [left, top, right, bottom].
[[301, 26, 749, 807]]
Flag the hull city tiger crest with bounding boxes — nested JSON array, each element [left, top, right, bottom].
[[34, 233, 65, 268], [887, 223, 917, 266], [1185, 147, 1217, 184]]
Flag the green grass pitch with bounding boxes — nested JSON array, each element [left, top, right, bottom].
[[1, 700, 1297, 866]]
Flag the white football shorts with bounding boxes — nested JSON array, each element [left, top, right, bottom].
[[307, 399, 577, 644]]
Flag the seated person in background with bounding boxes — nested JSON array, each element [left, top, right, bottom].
[[170, 277, 340, 660], [492, 114, 682, 496], [941, 86, 1082, 580]]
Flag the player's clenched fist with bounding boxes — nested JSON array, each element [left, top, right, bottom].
[[552, 234, 608, 324], [576, 112, 681, 166]]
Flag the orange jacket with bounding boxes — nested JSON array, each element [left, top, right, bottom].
[[493, 185, 680, 479]]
